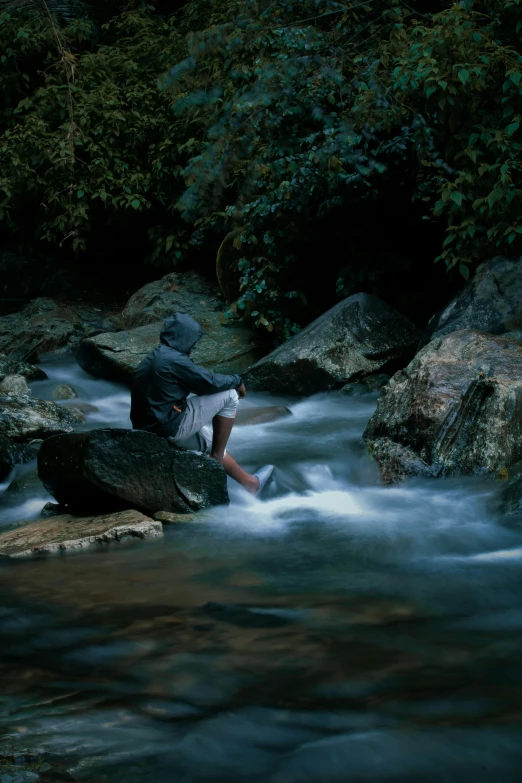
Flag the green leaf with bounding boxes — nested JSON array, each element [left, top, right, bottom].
[[426, 85, 437, 99], [506, 122, 520, 136], [459, 263, 470, 281], [458, 69, 469, 85], [77, 190, 84, 199], [131, 198, 140, 209], [451, 192, 464, 206]]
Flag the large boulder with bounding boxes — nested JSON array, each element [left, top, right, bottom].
[[0, 394, 83, 441], [0, 298, 116, 362], [424, 256, 522, 345], [0, 509, 163, 558], [76, 320, 262, 385], [120, 270, 226, 329], [364, 330, 522, 482], [0, 354, 47, 382], [244, 293, 421, 395], [38, 428, 229, 515]]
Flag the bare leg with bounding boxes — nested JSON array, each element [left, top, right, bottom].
[[210, 414, 235, 463], [211, 415, 260, 494], [223, 453, 260, 494]]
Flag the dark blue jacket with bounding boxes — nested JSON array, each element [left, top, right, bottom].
[[130, 313, 242, 433]]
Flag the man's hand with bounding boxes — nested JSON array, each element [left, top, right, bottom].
[[237, 383, 247, 399]]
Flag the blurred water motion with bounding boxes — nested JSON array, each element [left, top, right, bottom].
[[1, 356, 522, 781]]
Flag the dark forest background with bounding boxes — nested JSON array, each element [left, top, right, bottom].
[[1, 0, 521, 338]]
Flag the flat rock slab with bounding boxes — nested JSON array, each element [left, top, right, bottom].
[[76, 321, 261, 385], [38, 428, 229, 514], [0, 509, 162, 558], [364, 329, 522, 482], [244, 293, 420, 395]]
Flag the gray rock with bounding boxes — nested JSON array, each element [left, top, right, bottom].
[[425, 256, 522, 345], [0, 436, 40, 481], [52, 383, 78, 400], [38, 428, 229, 515], [0, 298, 116, 362], [0, 509, 163, 558], [0, 355, 47, 382], [244, 293, 421, 395], [0, 375, 30, 396], [120, 270, 225, 329], [76, 320, 262, 385], [0, 395, 84, 441], [364, 330, 522, 482]]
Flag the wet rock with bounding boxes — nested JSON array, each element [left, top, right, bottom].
[[52, 383, 78, 400], [364, 330, 522, 482], [340, 373, 390, 396], [424, 256, 522, 345], [0, 509, 163, 558], [244, 293, 420, 395], [76, 320, 262, 385], [366, 438, 440, 485], [0, 375, 30, 396], [0, 395, 84, 441], [120, 270, 226, 329], [0, 298, 116, 362], [40, 502, 64, 518], [235, 405, 292, 426], [0, 355, 47, 383], [6, 469, 45, 500], [38, 428, 229, 514], [0, 436, 40, 481]]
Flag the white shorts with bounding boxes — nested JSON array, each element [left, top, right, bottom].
[[168, 389, 239, 455]]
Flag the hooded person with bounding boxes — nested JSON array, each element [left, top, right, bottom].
[[130, 312, 274, 495]]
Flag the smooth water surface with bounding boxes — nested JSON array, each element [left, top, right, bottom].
[[1, 356, 522, 782]]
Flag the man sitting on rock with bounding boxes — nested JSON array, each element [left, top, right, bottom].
[[130, 312, 274, 495]]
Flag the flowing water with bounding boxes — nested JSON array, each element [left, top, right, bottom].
[[1, 356, 522, 782]]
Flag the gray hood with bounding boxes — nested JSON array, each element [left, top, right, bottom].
[[160, 313, 202, 354]]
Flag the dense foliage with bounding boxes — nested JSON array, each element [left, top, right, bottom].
[[0, 1, 187, 265], [1, 0, 521, 336]]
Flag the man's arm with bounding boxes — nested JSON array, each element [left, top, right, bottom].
[[176, 354, 243, 397]]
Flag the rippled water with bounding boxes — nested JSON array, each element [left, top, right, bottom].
[[1, 356, 522, 782]]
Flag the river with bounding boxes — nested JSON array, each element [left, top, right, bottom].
[[1, 355, 522, 782]]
